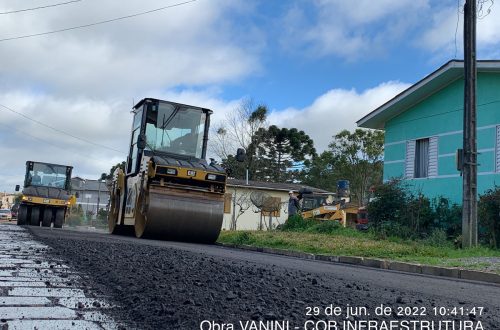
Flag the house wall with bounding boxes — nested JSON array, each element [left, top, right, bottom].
[[1, 195, 16, 209], [383, 72, 500, 203], [74, 190, 110, 217], [222, 186, 290, 231], [72, 180, 110, 218]]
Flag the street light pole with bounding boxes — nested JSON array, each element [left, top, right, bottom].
[[96, 179, 101, 222], [82, 179, 87, 223]]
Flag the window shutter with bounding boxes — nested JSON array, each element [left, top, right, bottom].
[[224, 193, 232, 214], [428, 136, 439, 177], [405, 140, 416, 179], [496, 126, 500, 172]]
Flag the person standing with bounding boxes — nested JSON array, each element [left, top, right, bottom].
[[288, 191, 300, 218]]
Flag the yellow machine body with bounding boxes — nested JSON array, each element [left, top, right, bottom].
[[108, 98, 227, 243], [300, 193, 359, 227], [16, 161, 76, 228]]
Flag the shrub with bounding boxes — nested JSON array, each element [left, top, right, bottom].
[[366, 179, 407, 229], [94, 209, 108, 228], [478, 186, 500, 248], [432, 197, 462, 238], [367, 179, 463, 242], [66, 214, 83, 227], [281, 214, 316, 231], [424, 228, 449, 247], [97, 208, 108, 221]]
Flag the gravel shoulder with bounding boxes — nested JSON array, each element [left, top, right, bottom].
[[29, 227, 500, 330]]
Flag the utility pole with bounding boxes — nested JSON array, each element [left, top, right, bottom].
[[462, 0, 478, 248], [96, 179, 101, 221]]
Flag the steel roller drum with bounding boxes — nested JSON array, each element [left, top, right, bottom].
[[138, 191, 224, 243]]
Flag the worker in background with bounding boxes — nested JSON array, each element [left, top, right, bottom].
[[288, 191, 300, 218]]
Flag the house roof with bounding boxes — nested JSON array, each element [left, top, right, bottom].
[[357, 60, 500, 129], [71, 178, 106, 192], [227, 179, 332, 194]]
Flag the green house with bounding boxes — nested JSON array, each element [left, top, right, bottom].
[[357, 60, 500, 203]]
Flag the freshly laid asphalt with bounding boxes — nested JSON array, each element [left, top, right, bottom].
[[28, 226, 500, 329]]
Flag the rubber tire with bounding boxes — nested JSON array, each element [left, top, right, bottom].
[[42, 208, 52, 227], [108, 188, 120, 234], [30, 207, 40, 226], [17, 205, 28, 226], [54, 209, 65, 228]]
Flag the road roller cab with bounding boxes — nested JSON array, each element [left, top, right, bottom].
[[15, 161, 75, 228], [108, 98, 228, 242]]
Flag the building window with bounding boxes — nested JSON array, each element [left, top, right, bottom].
[[224, 193, 232, 214], [404, 136, 438, 179], [414, 138, 429, 178]]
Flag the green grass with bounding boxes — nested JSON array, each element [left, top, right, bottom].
[[217, 229, 500, 273]]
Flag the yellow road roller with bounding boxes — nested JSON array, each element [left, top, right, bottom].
[[15, 161, 76, 228], [108, 98, 230, 243]]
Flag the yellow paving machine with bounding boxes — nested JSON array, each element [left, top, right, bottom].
[[15, 161, 76, 228], [108, 98, 231, 243], [299, 181, 358, 227]]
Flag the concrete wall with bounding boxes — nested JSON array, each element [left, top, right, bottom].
[[222, 186, 290, 231], [384, 73, 500, 203]]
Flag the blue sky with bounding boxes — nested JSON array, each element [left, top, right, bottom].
[[1, 0, 499, 191]]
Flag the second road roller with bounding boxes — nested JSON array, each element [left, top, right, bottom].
[[108, 98, 242, 243]]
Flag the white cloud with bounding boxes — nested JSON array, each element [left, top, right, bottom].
[[267, 81, 410, 152], [0, 0, 261, 97], [418, 1, 500, 60], [281, 0, 429, 59]]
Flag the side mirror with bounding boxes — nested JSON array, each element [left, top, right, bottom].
[[137, 133, 146, 150], [75, 192, 80, 198], [15, 185, 20, 192], [236, 148, 246, 162]]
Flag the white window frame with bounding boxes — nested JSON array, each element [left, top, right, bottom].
[[405, 136, 438, 179]]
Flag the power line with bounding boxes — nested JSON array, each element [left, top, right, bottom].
[[453, 1, 495, 58], [0, 103, 126, 154], [454, 0, 462, 59], [477, 0, 494, 19], [0, 0, 197, 43], [0, 0, 82, 15], [0, 119, 103, 162]]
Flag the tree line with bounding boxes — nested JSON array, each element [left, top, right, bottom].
[[212, 100, 384, 205]]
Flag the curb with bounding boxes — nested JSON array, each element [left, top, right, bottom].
[[217, 243, 500, 285]]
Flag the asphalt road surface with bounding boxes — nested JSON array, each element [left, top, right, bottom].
[[0, 224, 119, 329], [28, 226, 500, 330]]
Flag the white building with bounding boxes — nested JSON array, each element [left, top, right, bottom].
[[1, 193, 17, 209], [222, 179, 331, 231]]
